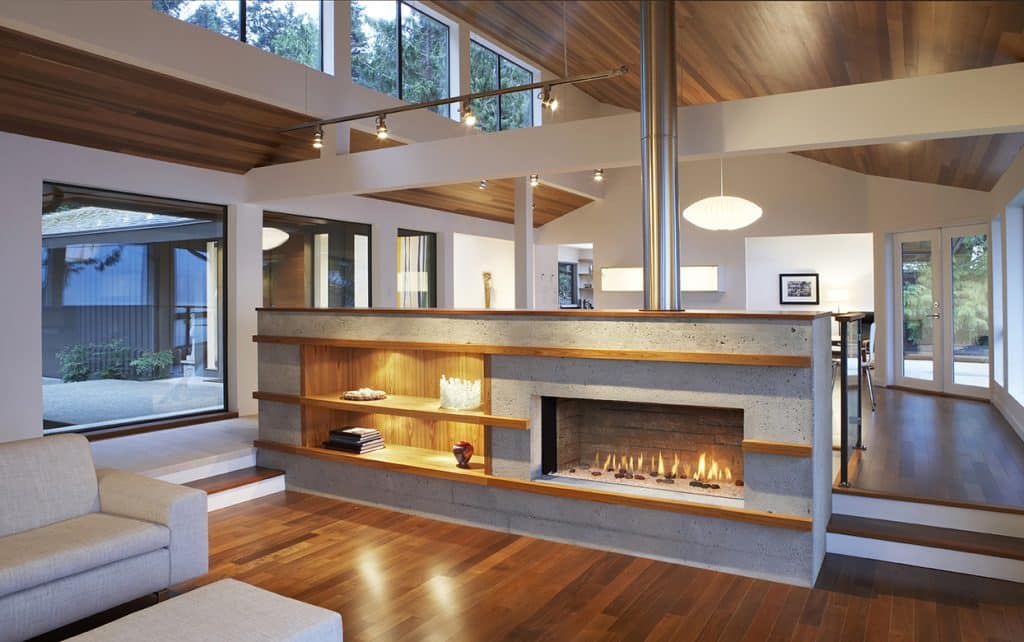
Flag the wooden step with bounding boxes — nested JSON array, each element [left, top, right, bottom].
[[828, 514, 1024, 561], [185, 466, 284, 495]]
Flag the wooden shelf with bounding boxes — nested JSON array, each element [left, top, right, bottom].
[[303, 393, 529, 429], [257, 441, 489, 484]]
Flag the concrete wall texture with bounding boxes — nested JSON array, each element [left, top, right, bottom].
[[256, 310, 832, 586]]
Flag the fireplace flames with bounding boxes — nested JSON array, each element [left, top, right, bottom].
[[586, 450, 740, 490]]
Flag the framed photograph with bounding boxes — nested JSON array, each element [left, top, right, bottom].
[[779, 273, 820, 305]]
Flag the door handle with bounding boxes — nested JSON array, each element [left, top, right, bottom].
[[926, 313, 941, 318]]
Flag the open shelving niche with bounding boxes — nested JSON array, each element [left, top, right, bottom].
[[253, 334, 816, 530], [295, 345, 527, 477]]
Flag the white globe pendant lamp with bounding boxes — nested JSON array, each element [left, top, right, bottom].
[[262, 227, 290, 251], [682, 159, 763, 231]]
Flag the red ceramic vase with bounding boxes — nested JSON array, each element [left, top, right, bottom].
[[452, 441, 474, 469]]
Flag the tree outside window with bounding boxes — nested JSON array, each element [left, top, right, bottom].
[[351, 1, 450, 117], [153, 1, 322, 70], [470, 40, 533, 133]]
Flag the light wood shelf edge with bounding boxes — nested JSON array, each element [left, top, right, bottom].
[[252, 336, 811, 368], [303, 393, 528, 429], [741, 439, 813, 457], [256, 441, 813, 532], [253, 391, 528, 429]]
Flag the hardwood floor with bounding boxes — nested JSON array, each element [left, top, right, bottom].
[[161, 491, 1024, 642], [843, 388, 1024, 510]]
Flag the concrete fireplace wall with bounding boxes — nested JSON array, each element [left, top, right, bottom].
[[255, 309, 833, 586]]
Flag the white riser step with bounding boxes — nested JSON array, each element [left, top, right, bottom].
[[833, 492, 1024, 537], [206, 475, 286, 512], [155, 450, 257, 485], [827, 533, 1024, 583]]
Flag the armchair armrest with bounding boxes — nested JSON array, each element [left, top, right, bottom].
[[96, 468, 208, 585]]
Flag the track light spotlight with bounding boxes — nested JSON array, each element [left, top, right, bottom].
[[539, 86, 559, 112], [529, 173, 540, 187], [312, 125, 323, 150], [593, 168, 604, 182], [479, 179, 488, 190], [375, 114, 389, 140], [461, 101, 477, 127]]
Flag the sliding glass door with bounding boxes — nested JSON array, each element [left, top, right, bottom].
[[893, 225, 989, 397]]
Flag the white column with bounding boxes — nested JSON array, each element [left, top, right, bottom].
[[456, 21, 471, 96], [372, 221, 398, 307], [330, 1, 350, 80], [0, 166, 42, 441], [1005, 207, 1024, 399], [227, 203, 262, 415], [437, 230, 455, 308], [514, 176, 535, 309]]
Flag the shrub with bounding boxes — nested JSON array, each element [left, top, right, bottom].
[[130, 350, 174, 379], [56, 344, 91, 382]]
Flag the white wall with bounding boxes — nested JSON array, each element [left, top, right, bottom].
[[0, 132, 244, 443], [745, 233, 874, 313], [0, 130, 518, 443], [452, 233, 515, 309], [537, 153, 871, 311]]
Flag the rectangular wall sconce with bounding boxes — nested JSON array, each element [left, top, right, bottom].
[[600, 266, 723, 292]]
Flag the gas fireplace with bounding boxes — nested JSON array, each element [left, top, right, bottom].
[[541, 398, 745, 500]]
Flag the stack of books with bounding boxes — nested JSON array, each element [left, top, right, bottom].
[[323, 427, 384, 454]]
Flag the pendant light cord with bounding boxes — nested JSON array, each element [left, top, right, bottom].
[[719, 158, 724, 197]]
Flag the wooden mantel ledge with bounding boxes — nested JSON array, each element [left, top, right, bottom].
[[252, 336, 811, 368], [256, 307, 832, 321]]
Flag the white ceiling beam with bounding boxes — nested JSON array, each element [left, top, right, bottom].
[[247, 63, 1024, 203]]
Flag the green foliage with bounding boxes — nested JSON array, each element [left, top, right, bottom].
[[131, 350, 175, 379], [94, 339, 131, 379], [56, 344, 91, 383], [902, 234, 988, 352], [950, 235, 988, 348], [56, 339, 133, 382], [400, 4, 449, 116], [351, 1, 398, 98], [469, 40, 532, 132], [154, 1, 320, 68], [351, 1, 449, 115], [248, 0, 321, 69]]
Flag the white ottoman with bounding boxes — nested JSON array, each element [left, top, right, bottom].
[[66, 579, 342, 641]]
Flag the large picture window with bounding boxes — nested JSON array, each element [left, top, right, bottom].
[[41, 183, 227, 433], [153, 1, 323, 70], [351, 1, 450, 116], [470, 40, 534, 132], [263, 211, 371, 308]]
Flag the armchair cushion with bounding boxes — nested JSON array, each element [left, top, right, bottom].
[[0, 434, 99, 537], [0, 513, 169, 598], [97, 469, 208, 584]]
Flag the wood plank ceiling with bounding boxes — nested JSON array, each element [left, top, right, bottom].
[[0, 26, 317, 174], [434, 0, 1024, 191], [350, 129, 592, 226]]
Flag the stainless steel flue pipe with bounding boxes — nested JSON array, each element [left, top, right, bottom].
[[640, 0, 680, 310]]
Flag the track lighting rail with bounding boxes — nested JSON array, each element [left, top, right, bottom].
[[277, 66, 629, 134]]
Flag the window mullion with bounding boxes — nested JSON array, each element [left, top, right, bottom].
[[239, 0, 246, 43], [396, 1, 403, 101], [491, 51, 499, 130]]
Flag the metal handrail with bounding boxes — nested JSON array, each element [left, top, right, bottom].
[[835, 312, 866, 487]]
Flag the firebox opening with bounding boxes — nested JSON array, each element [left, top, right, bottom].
[[541, 397, 745, 501]]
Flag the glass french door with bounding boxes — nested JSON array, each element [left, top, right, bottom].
[[893, 225, 990, 397]]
